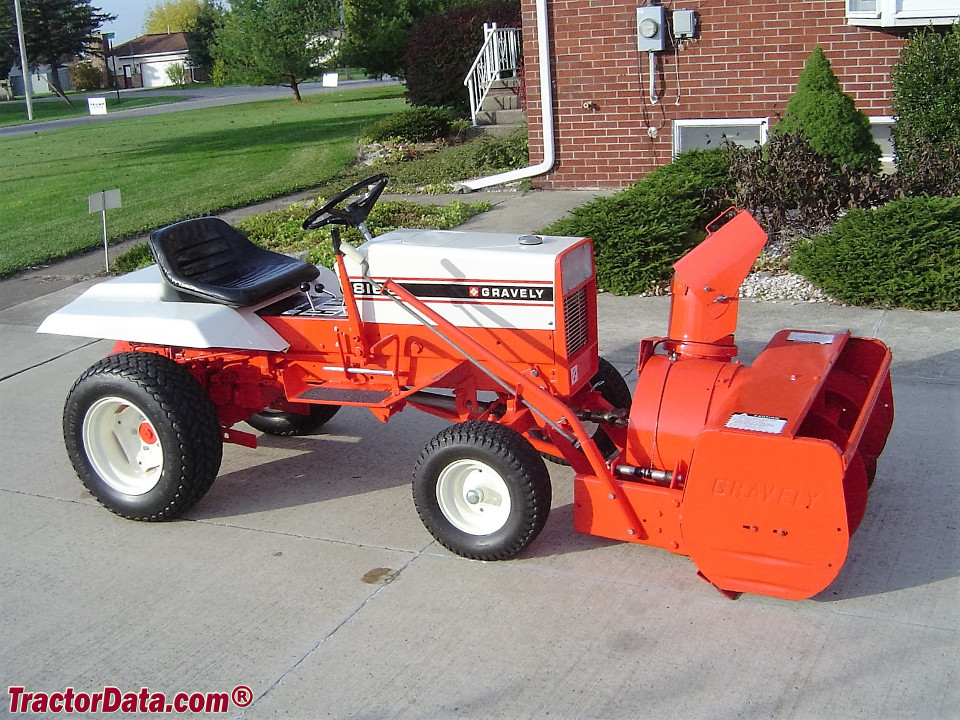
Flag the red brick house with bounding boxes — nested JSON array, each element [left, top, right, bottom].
[[516, 0, 959, 189]]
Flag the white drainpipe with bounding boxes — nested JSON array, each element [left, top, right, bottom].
[[459, 0, 555, 191]]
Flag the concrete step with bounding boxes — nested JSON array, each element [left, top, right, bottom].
[[475, 109, 526, 126], [490, 76, 521, 90], [481, 92, 520, 112], [467, 123, 526, 139]]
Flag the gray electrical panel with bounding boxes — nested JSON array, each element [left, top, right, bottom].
[[672, 9, 697, 39], [636, 5, 666, 52]]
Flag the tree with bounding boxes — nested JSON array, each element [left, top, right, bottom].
[[891, 24, 960, 186], [11, 0, 115, 104], [187, 0, 224, 76], [404, 0, 520, 111], [340, 0, 459, 79], [213, 0, 339, 101], [143, 0, 203, 34], [772, 46, 880, 173], [0, 1, 16, 82]]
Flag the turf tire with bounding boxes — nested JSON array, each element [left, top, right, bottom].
[[413, 421, 551, 560], [63, 352, 223, 521]]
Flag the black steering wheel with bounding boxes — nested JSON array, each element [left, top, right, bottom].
[[302, 173, 389, 231]]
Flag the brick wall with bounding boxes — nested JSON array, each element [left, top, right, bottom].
[[521, 0, 906, 189]]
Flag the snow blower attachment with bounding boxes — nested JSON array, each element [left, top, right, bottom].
[[39, 170, 894, 601], [574, 209, 894, 599]]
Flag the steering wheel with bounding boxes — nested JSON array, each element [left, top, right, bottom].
[[302, 173, 389, 231]]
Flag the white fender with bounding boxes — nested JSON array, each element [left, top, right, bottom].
[[37, 265, 292, 352]]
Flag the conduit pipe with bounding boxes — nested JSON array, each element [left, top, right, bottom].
[[459, 0, 555, 191]]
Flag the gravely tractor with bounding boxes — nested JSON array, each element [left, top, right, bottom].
[[39, 175, 894, 600]]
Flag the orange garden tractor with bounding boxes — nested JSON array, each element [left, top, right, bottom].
[[39, 175, 894, 600]]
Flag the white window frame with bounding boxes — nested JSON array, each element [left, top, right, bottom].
[[847, 0, 960, 27], [672, 118, 769, 157]]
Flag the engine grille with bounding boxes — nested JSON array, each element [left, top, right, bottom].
[[563, 286, 590, 356]]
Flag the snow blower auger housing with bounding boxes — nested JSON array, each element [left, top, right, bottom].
[[38, 174, 893, 600]]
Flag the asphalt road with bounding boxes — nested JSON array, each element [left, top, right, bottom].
[[0, 78, 400, 137]]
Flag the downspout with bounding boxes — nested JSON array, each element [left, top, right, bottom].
[[459, 0, 555, 191]]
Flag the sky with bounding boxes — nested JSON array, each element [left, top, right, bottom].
[[95, 0, 153, 44]]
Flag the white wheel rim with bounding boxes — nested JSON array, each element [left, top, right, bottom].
[[82, 397, 163, 496], [436, 459, 512, 536]]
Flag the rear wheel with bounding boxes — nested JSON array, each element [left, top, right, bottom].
[[247, 404, 340, 436], [63, 352, 223, 520], [413, 421, 551, 560]]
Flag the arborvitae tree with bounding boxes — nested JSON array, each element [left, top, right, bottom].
[[0, 1, 16, 81], [891, 23, 960, 187], [773, 46, 881, 173]]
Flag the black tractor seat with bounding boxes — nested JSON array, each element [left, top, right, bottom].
[[149, 217, 319, 306]]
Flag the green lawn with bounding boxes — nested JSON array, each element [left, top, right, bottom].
[[0, 85, 407, 277], [0, 95, 185, 127]]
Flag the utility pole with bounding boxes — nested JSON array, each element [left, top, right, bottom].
[[12, 0, 33, 120]]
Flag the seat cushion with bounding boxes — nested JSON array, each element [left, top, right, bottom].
[[149, 217, 319, 306]]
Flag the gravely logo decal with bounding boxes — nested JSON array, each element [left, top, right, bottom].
[[712, 478, 822, 510], [352, 281, 554, 302]]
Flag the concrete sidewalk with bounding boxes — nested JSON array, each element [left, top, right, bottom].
[[1, 191, 958, 719]]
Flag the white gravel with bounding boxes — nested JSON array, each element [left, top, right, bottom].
[[738, 271, 834, 303]]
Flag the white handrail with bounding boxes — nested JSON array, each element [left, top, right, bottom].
[[459, 0, 555, 191], [464, 23, 522, 127]]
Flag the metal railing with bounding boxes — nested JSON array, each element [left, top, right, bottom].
[[463, 23, 522, 126]]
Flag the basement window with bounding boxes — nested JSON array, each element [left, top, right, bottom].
[[869, 116, 896, 168], [672, 118, 769, 157]]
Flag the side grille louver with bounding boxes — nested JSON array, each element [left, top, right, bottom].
[[564, 286, 589, 356]]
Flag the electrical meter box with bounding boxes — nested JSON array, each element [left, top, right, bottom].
[[636, 5, 666, 52]]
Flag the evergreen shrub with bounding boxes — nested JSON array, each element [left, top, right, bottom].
[[541, 150, 733, 295], [772, 47, 881, 173], [791, 195, 960, 310], [891, 24, 960, 191], [362, 106, 458, 143]]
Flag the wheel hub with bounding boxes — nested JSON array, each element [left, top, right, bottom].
[[82, 397, 163, 496], [436, 459, 512, 536]]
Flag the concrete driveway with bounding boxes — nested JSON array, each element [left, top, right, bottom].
[[1, 192, 957, 719]]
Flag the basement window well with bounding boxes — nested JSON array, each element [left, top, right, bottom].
[[672, 118, 769, 156]]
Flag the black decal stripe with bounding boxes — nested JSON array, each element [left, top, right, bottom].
[[397, 282, 554, 302]]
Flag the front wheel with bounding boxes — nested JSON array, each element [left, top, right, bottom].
[[413, 421, 552, 560], [63, 352, 223, 521]]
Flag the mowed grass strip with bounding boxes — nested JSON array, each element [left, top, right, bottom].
[[0, 84, 406, 277], [0, 95, 185, 127]]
